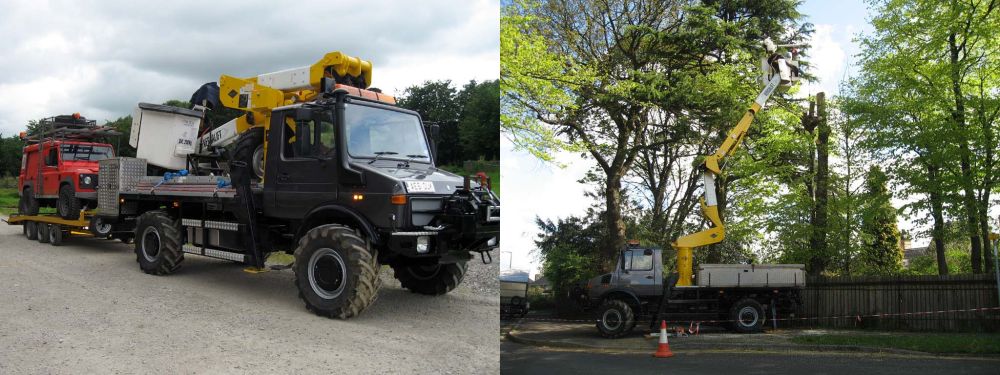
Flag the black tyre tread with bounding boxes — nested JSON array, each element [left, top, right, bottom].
[[37, 222, 50, 243], [134, 210, 184, 275], [294, 224, 381, 319], [25, 222, 38, 240], [231, 127, 265, 182], [596, 299, 635, 339], [49, 225, 63, 246], [58, 184, 81, 220], [391, 261, 467, 296], [19, 188, 39, 215], [729, 298, 765, 333]]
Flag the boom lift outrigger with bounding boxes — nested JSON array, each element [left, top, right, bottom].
[[672, 38, 806, 286]]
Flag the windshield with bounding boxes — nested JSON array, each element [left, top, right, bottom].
[[344, 103, 430, 161], [61, 144, 114, 161]]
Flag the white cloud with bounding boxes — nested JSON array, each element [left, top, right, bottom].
[[0, 0, 499, 134], [799, 24, 847, 97]]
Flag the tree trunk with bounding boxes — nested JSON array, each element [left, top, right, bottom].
[[604, 177, 627, 271], [810, 93, 830, 274], [928, 163, 949, 275], [949, 31, 982, 274], [979, 199, 995, 273]]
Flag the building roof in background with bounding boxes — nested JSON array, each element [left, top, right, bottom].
[[500, 269, 531, 283]]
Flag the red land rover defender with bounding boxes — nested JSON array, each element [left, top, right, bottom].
[[18, 114, 118, 220]]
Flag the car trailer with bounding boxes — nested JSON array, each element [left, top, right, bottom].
[[5, 210, 123, 246]]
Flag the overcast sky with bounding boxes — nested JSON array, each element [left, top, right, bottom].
[[0, 0, 499, 136], [501, 0, 879, 277]]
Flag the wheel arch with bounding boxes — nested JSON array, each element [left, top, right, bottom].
[[599, 289, 642, 311], [296, 204, 380, 246]]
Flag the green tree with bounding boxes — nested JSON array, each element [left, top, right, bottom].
[[457, 80, 500, 160], [857, 166, 902, 275], [397, 80, 462, 165], [503, 0, 810, 270], [843, 0, 1000, 274]]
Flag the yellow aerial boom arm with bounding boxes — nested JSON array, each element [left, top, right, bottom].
[[672, 38, 803, 286], [216, 51, 377, 135]]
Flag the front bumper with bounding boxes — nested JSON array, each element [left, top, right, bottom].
[[385, 186, 500, 262]]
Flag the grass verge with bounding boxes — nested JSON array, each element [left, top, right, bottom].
[[442, 161, 500, 195], [0, 188, 19, 216], [790, 333, 1000, 354]]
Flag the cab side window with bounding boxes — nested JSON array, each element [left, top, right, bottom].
[[626, 250, 653, 271], [283, 116, 336, 159], [45, 147, 58, 166]]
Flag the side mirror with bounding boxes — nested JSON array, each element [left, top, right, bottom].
[[429, 123, 440, 160]]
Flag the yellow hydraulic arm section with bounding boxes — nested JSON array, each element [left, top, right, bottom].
[[672, 74, 782, 286], [217, 51, 374, 135]]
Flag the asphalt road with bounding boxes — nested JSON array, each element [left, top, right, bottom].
[[0, 224, 499, 374], [501, 341, 1000, 375]]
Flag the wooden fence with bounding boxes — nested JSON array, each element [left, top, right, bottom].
[[796, 274, 1000, 332]]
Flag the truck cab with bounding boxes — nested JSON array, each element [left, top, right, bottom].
[[18, 114, 117, 220]]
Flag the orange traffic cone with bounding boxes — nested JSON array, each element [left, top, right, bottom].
[[653, 320, 674, 358]]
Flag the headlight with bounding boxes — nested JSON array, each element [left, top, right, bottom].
[[416, 236, 430, 253], [488, 237, 497, 247], [83, 176, 92, 185]]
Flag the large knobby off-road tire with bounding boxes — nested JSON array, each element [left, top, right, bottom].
[[25, 221, 38, 240], [391, 261, 467, 295], [19, 188, 39, 216], [729, 298, 765, 333], [294, 224, 381, 319], [596, 299, 636, 338], [231, 127, 265, 183], [134, 210, 184, 275], [57, 184, 81, 220]]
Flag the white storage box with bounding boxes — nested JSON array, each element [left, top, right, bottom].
[[130, 103, 204, 170], [697, 264, 805, 288]]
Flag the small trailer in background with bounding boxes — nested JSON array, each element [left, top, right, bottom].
[[500, 269, 531, 318]]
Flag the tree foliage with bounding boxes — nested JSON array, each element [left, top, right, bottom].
[[396, 79, 500, 166]]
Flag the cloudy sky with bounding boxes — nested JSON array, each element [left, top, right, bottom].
[[500, 0, 876, 276], [0, 0, 499, 136]]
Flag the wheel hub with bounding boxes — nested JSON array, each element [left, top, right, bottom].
[[738, 306, 759, 327], [141, 227, 161, 262], [308, 248, 348, 300], [602, 309, 623, 331]]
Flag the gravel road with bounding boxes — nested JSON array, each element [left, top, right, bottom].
[[0, 223, 499, 374]]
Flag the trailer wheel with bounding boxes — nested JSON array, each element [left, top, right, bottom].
[[19, 188, 39, 215], [25, 221, 37, 240], [232, 127, 265, 182], [294, 224, 381, 319], [134, 210, 184, 275], [391, 261, 467, 296], [89, 216, 112, 238], [730, 298, 765, 333], [596, 299, 636, 338], [57, 184, 81, 220], [37, 222, 50, 243], [49, 225, 63, 246]]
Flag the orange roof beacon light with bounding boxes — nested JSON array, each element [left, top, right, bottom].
[[627, 239, 641, 247]]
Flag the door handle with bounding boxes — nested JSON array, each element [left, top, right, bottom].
[[645, 275, 654, 279], [277, 173, 290, 182]]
